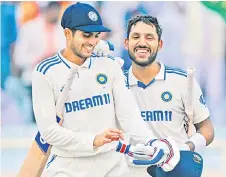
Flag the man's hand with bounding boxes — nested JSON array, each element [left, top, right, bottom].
[[93, 40, 114, 57], [92, 40, 124, 68], [93, 129, 124, 147]]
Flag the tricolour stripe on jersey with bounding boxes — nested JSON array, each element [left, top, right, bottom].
[[36, 55, 58, 71]]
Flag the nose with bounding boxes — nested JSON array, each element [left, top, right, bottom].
[[137, 36, 147, 46]]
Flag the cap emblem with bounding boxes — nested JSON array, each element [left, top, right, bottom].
[[88, 11, 98, 21]]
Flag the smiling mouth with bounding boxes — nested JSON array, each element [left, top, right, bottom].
[[83, 46, 93, 52], [135, 48, 150, 54]]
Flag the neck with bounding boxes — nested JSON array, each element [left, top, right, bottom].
[[61, 48, 86, 66], [132, 61, 160, 85]]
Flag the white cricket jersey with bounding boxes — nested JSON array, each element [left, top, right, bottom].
[[125, 62, 210, 146], [32, 51, 153, 157]]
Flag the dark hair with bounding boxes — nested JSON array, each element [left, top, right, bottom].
[[127, 15, 162, 41], [70, 29, 77, 36]]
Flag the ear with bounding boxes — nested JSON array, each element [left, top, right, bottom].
[[124, 38, 129, 50], [158, 39, 163, 51], [64, 28, 72, 40]]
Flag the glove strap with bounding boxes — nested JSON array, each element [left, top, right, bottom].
[[116, 141, 131, 154]]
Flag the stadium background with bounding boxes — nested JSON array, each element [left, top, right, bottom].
[[1, 1, 226, 177]]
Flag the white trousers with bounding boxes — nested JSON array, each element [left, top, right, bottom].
[[42, 150, 131, 177]]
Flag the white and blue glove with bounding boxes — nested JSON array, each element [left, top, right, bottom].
[[116, 137, 180, 172], [135, 137, 180, 172], [92, 40, 124, 68], [115, 141, 165, 166]]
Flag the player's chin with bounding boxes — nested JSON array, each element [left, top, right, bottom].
[[135, 58, 149, 64], [135, 54, 150, 61], [81, 52, 92, 59]]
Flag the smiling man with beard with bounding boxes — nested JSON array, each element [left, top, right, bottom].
[[126, 16, 161, 68], [124, 15, 214, 177]]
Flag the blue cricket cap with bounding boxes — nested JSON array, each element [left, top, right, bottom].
[[61, 2, 111, 32]]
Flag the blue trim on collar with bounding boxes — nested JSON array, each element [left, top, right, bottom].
[[164, 67, 166, 80], [57, 53, 71, 69], [88, 57, 92, 69], [137, 79, 156, 89]]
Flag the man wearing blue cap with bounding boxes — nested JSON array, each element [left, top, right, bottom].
[[32, 3, 180, 177]]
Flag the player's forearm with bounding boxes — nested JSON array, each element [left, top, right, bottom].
[[40, 123, 96, 152], [185, 117, 214, 152], [195, 117, 215, 146]]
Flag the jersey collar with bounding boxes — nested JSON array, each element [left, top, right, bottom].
[[57, 50, 92, 69], [128, 61, 166, 87]]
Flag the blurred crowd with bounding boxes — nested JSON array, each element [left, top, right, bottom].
[[1, 1, 226, 126]]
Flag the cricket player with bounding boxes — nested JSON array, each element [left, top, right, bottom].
[[32, 3, 179, 177], [122, 15, 215, 177]]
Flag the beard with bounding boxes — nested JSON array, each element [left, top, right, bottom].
[[71, 43, 91, 60], [128, 47, 158, 67]]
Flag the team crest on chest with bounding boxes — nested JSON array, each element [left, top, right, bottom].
[[96, 73, 108, 85], [161, 91, 172, 102]]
